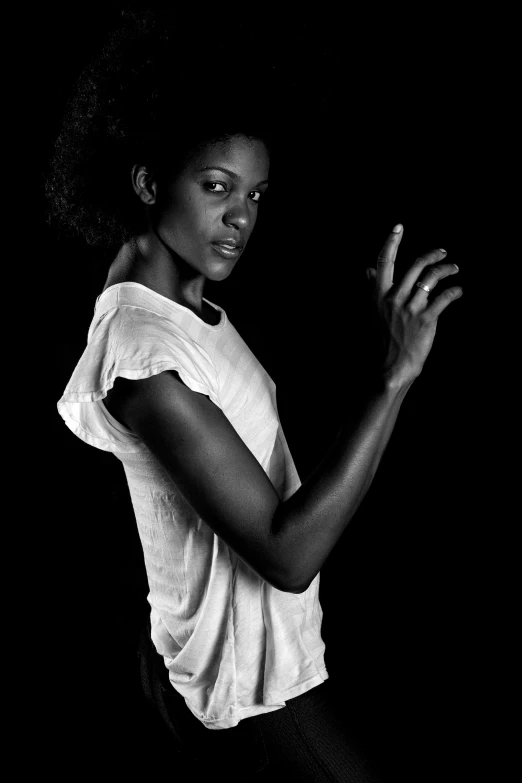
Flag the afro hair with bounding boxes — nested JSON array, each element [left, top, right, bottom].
[[45, 9, 286, 247]]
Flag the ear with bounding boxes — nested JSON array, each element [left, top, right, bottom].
[[131, 164, 157, 205]]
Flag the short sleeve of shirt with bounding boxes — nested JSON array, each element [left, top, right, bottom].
[[57, 304, 220, 453]]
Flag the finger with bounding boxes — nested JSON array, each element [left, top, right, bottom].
[[407, 263, 460, 314], [393, 248, 448, 305], [375, 224, 403, 296], [422, 285, 463, 320]]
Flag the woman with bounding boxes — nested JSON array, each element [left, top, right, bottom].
[[49, 11, 462, 782]]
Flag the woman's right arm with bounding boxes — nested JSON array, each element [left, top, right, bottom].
[[105, 226, 462, 593]]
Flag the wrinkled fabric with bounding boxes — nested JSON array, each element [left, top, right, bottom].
[[58, 282, 328, 729], [139, 621, 383, 782]]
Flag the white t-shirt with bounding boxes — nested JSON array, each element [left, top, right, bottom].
[[57, 282, 328, 729]]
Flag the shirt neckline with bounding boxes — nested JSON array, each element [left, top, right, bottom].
[[96, 282, 227, 330]]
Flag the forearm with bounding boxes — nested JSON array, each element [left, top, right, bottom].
[[271, 375, 411, 592]]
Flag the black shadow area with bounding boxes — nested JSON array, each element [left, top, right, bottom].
[[38, 10, 483, 782]]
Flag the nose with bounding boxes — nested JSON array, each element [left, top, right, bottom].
[[222, 199, 252, 233]]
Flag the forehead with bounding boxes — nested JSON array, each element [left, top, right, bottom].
[[191, 135, 269, 174]]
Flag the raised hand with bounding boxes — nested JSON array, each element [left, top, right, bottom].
[[366, 224, 462, 389]]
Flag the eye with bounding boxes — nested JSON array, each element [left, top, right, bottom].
[[204, 182, 227, 193], [249, 191, 262, 203]]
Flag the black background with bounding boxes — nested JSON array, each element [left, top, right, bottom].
[[36, 7, 491, 782]]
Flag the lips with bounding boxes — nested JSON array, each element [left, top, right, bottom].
[[212, 239, 244, 250], [211, 239, 244, 260]]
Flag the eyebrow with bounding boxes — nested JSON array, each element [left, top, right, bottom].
[[198, 166, 269, 187]]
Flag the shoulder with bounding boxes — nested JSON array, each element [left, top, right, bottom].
[[103, 369, 184, 429], [103, 367, 222, 450], [97, 302, 197, 361]]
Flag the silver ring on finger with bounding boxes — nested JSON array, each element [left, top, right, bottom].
[[415, 281, 432, 293]]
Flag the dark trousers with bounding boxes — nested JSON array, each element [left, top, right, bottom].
[[137, 621, 384, 782]]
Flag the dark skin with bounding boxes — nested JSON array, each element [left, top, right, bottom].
[[103, 135, 270, 324], [104, 135, 462, 593]]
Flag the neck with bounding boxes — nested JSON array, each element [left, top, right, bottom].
[[106, 234, 207, 316]]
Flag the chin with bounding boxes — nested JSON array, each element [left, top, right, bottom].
[[203, 243, 245, 282], [205, 262, 236, 282]]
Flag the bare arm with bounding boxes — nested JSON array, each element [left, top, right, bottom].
[[105, 225, 462, 593], [270, 377, 409, 592]]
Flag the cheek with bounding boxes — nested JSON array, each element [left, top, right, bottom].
[[180, 194, 211, 227], [159, 196, 217, 251], [159, 197, 193, 233]]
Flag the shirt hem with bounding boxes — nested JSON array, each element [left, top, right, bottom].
[[264, 668, 329, 707], [195, 668, 329, 730]]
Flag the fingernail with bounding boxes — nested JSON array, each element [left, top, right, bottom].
[[392, 224, 402, 233], [439, 248, 447, 254], [453, 263, 459, 271]]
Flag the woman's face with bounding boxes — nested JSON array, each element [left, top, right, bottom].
[[151, 134, 270, 281]]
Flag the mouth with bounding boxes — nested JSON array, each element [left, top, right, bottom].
[[211, 242, 243, 259]]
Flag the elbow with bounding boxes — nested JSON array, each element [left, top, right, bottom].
[[284, 559, 315, 594], [264, 570, 310, 595], [287, 582, 311, 595], [273, 580, 310, 595], [286, 559, 317, 593], [269, 558, 314, 595], [260, 525, 313, 594], [279, 572, 313, 594], [287, 577, 312, 594]]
